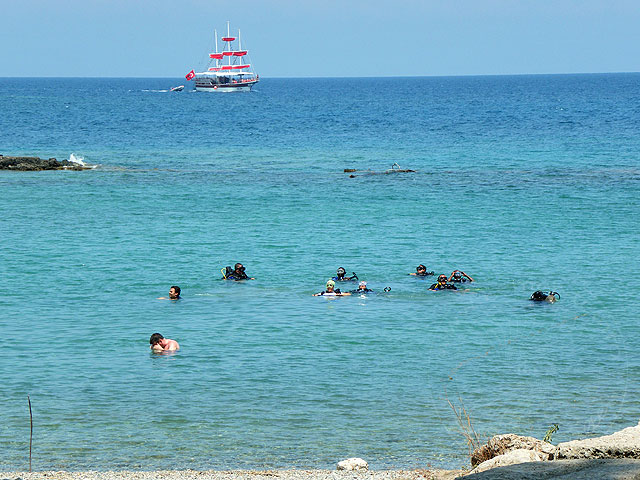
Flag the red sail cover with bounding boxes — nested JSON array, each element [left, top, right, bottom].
[[222, 51, 234, 56], [222, 37, 236, 41], [209, 53, 223, 59], [234, 51, 248, 56], [232, 64, 250, 69]]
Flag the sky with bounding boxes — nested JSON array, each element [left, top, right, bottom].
[[1, 0, 639, 78]]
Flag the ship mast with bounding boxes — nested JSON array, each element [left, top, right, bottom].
[[214, 29, 219, 69], [227, 21, 231, 68]]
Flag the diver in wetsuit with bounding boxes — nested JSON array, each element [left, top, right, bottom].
[[448, 270, 474, 283], [222, 263, 255, 281], [333, 267, 358, 282], [429, 275, 457, 291], [530, 291, 560, 303], [410, 264, 435, 276]]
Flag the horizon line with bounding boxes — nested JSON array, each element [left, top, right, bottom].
[[0, 71, 639, 80]]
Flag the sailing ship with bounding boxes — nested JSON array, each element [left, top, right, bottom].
[[186, 22, 259, 92]]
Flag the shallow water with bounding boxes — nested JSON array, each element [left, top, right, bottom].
[[0, 75, 639, 470]]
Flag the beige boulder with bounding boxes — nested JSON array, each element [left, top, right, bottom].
[[467, 449, 545, 475], [471, 434, 555, 466]]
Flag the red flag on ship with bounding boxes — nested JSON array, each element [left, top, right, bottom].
[[185, 69, 195, 81]]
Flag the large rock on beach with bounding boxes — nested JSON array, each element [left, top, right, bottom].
[[471, 434, 555, 466], [0, 155, 90, 171], [555, 420, 640, 460], [337, 458, 369, 471], [469, 449, 546, 475]]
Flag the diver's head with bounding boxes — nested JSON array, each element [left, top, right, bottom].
[[438, 275, 447, 284], [234, 263, 245, 272], [326, 280, 336, 291], [417, 264, 426, 274], [336, 267, 346, 278], [453, 271, 462, 280], [358, 281, 367, 290]]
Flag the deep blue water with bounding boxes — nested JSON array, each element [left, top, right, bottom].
[[1, 74, 639, 471]]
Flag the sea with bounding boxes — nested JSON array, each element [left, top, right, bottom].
[[1, 74, 639, 471]]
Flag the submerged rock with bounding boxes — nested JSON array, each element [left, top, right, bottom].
[[0, 155, 91, 171]]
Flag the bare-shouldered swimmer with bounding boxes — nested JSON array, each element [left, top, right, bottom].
[[149, 333, 180, 352]]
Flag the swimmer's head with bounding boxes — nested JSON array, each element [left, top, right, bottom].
[[453, 271, 461, 279], [336, 267, 346, 277], [169, 286, 181, 299], [326, 280, 336, 290], [438, 275, 447, 283], [150, 333, 164, 345], [234, 263, 245, 272], [417, 264, 426, 273]]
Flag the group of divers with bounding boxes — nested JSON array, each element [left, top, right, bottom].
[[150, 263, 560, 352]]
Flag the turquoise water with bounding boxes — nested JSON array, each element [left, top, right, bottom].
[[1, 75, 639, 471]]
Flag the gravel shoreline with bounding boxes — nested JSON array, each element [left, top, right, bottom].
[[0, 469, 463, 480]]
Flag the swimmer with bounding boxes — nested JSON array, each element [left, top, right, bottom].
[[448, 270, 474, 283], [429, 274, 458, 291], [530, 291, 560, 303], [158, 285, 181, 300], [222, 263, 255, 281], [333, 267, 358, 282], [409, 264, 435, 276], [149, 333, 180, 351], [350, 281, 374, 294], [313, 280, 351, 296]]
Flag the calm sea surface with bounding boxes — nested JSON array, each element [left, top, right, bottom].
[[1, 75, 639, 471]]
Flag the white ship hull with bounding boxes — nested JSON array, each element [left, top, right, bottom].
[[194, 81, 257, 92]]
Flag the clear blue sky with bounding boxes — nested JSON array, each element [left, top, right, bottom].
[[1, 0, 638, 77]]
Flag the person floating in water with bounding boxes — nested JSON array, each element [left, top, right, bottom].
[[158, 285, 181, 300], [448, 270, 474, 283], [333, 267, 358, 282], [222, 263, 255, 281], [530, 291, 560, 303], [429, 274, 458, 291], [410, 264, 435, 276], [350, 281, 374, 294], [149, 333, 180, 352], [313, 280, 351, 296]]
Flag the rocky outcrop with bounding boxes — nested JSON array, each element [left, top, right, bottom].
[[464, 421, 640, 477], [555, 421, 640, 460], [337, 458, 369, 471], [471, 434, 555, 466], [0, 155, 91, 171]]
